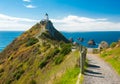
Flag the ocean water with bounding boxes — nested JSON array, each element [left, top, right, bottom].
[[0, 31, 23, 52], [0, 31, 120, 52], [61, 31, 120, 48]]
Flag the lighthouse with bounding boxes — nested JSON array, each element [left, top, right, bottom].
[[45, 13, 49, 21]]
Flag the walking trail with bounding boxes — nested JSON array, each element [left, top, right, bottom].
[[83, 54, 120, 84]]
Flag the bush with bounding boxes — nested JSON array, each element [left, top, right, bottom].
[[13, 70, 24, 80], [54, 44, 71, 65], [8, 56, 13, 61], [26, 37, 39, 46], [40, 32, 53, 40], [49, 49, 60, 57], [110, 42, 117, 48], [54, 55, 64, 65], [60, 44, 71, 56], [6, 80, 12, 84], [101, 51, 112, 57], [30, 79, 36, 84], [39, 49, 60, 69], [39, 59, 48, 69], [93, 48, 99, 54], [0, 68, 4, 73]]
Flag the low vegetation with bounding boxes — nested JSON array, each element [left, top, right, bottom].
[[13, 69, 24, 80], [54, 67, 80, 84], [0, 20, 79, 84], [100, 42, 120, 75], [93, 48, 99, 54], [26, 37, 39, 47], [54, 43, 71, 65], [29, 79, 36, 84], [110, 42, 117, 48]]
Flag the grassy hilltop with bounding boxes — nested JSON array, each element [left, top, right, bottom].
[[0, 20, 80, 84]]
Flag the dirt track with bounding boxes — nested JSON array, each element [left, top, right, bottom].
[[83, 54, 120, 84]]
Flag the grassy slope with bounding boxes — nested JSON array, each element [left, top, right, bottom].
[[100, 47, 120, 75], [0, 21, 80, 84], [53, 50, 80, 84]]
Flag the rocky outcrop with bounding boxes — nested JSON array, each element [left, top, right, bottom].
[[98, 41, 109, 49], [88, 39, 96, 45], [40, 20, 69, 43]]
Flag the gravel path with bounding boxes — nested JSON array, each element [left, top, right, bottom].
[[83, 54, 120, 84]]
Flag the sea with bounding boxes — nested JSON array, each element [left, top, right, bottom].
[[62, 31, 120, 48], [0, 31, 23, 52], [0, 31, 120, 52]]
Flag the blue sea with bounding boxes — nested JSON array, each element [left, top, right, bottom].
[[0, 31, 120, 52], [0, 31, 23, 52], [61, 31, 120, 48]]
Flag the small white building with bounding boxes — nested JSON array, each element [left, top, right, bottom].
[[45, 13, 49, 21]]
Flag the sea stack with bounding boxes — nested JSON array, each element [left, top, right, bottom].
[[88, 39, 96, 45]]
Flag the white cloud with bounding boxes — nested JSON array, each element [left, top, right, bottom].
[[0, 14, 120, 31], [51, 15, 120, 32], [0, 14, 38, 31], [24, 4, 36, 8], [23, 0, 31, 2]]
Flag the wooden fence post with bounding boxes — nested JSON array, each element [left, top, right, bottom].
[[80, 47, 87, 74], [80, 50, 84, 74]]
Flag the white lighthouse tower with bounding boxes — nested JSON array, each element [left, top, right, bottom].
[[45, 13, 49, 21]]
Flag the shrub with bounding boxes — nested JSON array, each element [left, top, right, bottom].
[[37, 50, 41, 54], [40, 32, 53, 40], [13, 70, 24, 80], [8, 56, 13, 61], [60, 44, 71, 56], [30, 79, 36, 84], [39, 49, 60, 68], [93, 48, 99, 54], [0, 68, 4, 73], [54, 44, 71, 65], [26, 37, 39, 46], [48, 49, 60, 58], [110, 42, 117, 48], [101, 51, 112, 57], [53, 49, 60, 56], [6, 80, 12, 84], [39, 59, 48, 69], [54, 55, 64, 65]]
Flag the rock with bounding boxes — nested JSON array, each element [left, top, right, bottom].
[[88, 39, 96, 45], [99, 41, 109, 49], [73, 42, 78, 46], [77, 37, 84, 42], [69, 37, 74, 43]]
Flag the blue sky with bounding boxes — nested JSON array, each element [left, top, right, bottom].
[[0, 0, 120, 31]]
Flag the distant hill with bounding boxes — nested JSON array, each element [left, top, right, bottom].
[[0, 19, 80, 84]]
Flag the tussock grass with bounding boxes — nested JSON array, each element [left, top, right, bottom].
[[54, 67, 80, 84], [100, 47, 120, 75]]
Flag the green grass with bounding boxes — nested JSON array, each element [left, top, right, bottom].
[[54, 67, 80, 84], [107, 59, 120, 75], [110, 42, 117, 48], [80, 74, 84, 84], [100, 47, 120, 75]]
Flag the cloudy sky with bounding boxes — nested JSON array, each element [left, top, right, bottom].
[[0, 0, 120, 31]]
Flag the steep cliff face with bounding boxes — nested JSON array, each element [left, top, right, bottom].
[[0, 20, 79, 84], [43, 20, 69, 42]]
